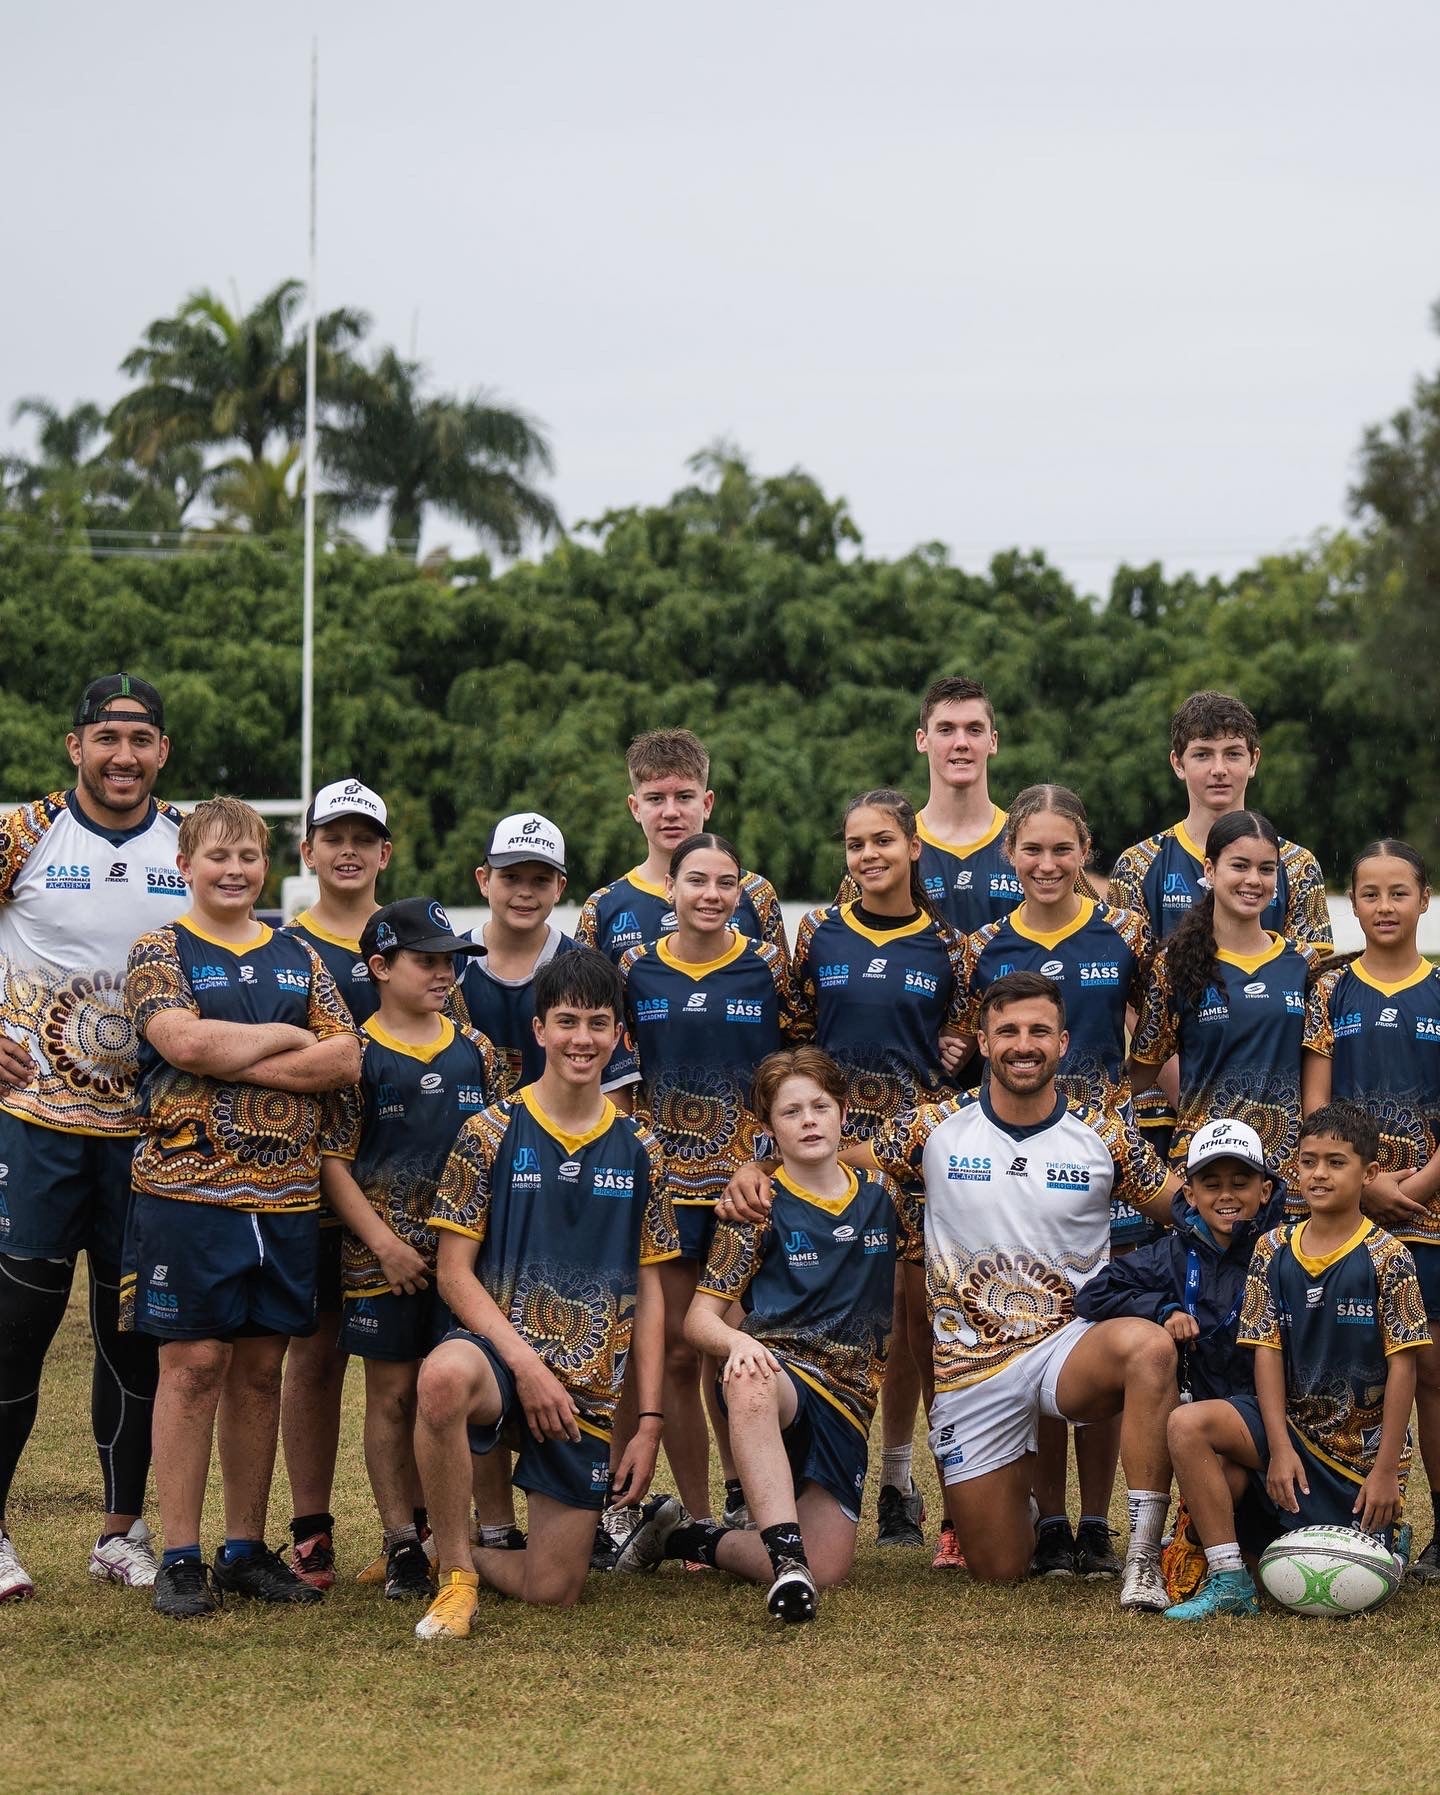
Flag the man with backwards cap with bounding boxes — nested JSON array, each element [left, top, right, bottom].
[[281, 777, 394, 1589], [0, 674, 186, 1601]]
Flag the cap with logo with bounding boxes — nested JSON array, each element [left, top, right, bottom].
[[74, 672, 165, 731], [1185, 1118, 1267, 1176], [359, 897, 487, 963], [485, 811, 566, 873], [306, 778, 390, 838]]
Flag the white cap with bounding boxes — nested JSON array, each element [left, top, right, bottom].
[[486, 811, 565, 872], [1186, 1118, 1267, 1176], [306, 778, 390, 837]]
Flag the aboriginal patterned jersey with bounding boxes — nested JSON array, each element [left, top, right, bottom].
[[453, 926, 638, 1095], [429, 1086, 680, 1426], [1107, 823, 1332, 948], [873, 1088, 1171, 1392], [698, 1167, 921, 1435], [1132, 934, 1320, 1184], [619, 932, 790, 1207], [322, 1016, 506, 1296], [790, 903, 968, 1143], [1304, 960, 1440, 1245], [837, 809, 1021, 938], [126, 918, 356, 1211], [577, 867, 788, 966], [285, 911, 379, 1026], [0, 790, 186, 1136], [1239, 1220, 1428, 1485]]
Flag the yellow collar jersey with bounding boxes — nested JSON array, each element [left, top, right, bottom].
[[1107, 824, 1333, 948]]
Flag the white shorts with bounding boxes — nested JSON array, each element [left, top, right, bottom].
[[927, 1319, 1093, 1486]]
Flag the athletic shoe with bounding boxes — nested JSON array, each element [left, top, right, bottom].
[[89, 1518, 159, 1588], [289, 1529, 336, 1591], [1409, 1536, 1440, 1583], [1160, 1518, 1207, 1604], [1119, 1551, 1170, 1612], [589, 1525, 619, 1573], [152, 1558, 221, 1620], [1074, 1519, 1122, 1580], [931, 1521, 966, 1570], [1163, 1568, 1260, 1621], [722, 1493, 752, 1531], [613, 1494, 686, 1574], [1030, 1518, 1076, 1578], [0, 1532, 35, 1604], [416, 1570, 479, 1640], [384, 1539, 436, 1601], [358, 1529, 436, 1585], [213, 1545, 324, 1604], [876, 1482, 925, 1548], [766, 1557, 818, 1624]]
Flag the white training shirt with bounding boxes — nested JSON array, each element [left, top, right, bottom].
[[876, 1088, 1170, 1392], [0, 790, 186, 1135]]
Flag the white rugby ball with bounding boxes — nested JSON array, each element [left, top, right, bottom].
[[1258, 1524, 1400, 1617]]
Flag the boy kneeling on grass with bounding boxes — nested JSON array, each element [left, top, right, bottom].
[[1162, 1100, 1430, 1620], [611, 1046, 920, 1625]]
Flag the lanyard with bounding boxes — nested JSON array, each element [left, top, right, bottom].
[[1184, 1245, 1241, 1332]]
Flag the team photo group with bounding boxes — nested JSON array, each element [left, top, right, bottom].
[[1, 670, 1435, 1638]]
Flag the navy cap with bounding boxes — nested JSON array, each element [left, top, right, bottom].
[[360, 898, 487, 963]]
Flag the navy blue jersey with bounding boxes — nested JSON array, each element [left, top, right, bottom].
[[577, 867, 788, 966], [454, 926, 638, 1095], [324, 1016, 505, 1295], [1133, 934, 1318, 1181], [285, 910, 379, 1025], [430, 1087, 679, 1426], [1240, 1220, 1428, 1485], [838, 809, 1021, 938], [1306, 960, 1440, 1244], [125, 918, 355, 1212], [791, 903, 967, 1143], [698, 1168, 920, 1435], [1108, 823, 1332, 948], [619, 932, 790, 1205]]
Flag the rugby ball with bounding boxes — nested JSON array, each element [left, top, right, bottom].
[[1258, 1525, 1401, 1617]]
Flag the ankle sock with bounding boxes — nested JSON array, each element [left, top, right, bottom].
[[161, 1544, 201, 1569], [664, 1520, 731, 1567], [880, 1445, 913, 1492], [1126, 1490, 1168, 1556], [1204, 1542, 1245, 1575], [1038, 1514, 1068, 1532], [96, 1529, 129, 1546], [290, 1511, 333, 1543], [384, 1523, 420, 1551], [1079, 1513, 1110, 1530], [760, 1521, 808, 1577], [219, 1537, 264, 1563], [723, 1478, 745, 1509]]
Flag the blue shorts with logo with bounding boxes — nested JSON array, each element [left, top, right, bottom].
[[1225, 1393, 1393, 1549], [1407, 1243, 1440, 1321], [441, 1328, 613, 1511], [716, 1358, 868, 1523], [674, 1202, 719, 1264], [342, 1286, 447, 1362], [0, 1109, 135, 1275], [122, 1192, 319, 1341]]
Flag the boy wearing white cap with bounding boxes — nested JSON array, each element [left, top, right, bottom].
[[282, 777, 393, 1588]]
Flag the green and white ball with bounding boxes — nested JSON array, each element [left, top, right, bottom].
[[1258, 1525, 1401, 1617]]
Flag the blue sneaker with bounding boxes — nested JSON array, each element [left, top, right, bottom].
[[1163, 1567, 1260, 1621]]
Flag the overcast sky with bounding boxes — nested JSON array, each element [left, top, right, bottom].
[[4, 1, 1438, 592]]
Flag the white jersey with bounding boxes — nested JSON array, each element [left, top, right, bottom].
[[876, 1089, 1169, 1392], [0, 790, 186, 1135]]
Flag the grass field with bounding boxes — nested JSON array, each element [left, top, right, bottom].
[[9, 1276, 1440, 1795]]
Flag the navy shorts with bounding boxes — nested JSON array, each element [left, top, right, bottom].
[[315, 1220, 344, 1313], [0, 1109, 135, 1276], [342, 1287, 446, 1362], [440, 1328, 613, 1511], [122, 1192, 319, 1341], [1225, 1393, 1389, 1549], [675, 1202, 718, 1264], [716, 1359, 869, 1523], [1408, 1243, 1440, 1322]]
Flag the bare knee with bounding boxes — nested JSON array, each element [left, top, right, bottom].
[[1125, 1322, 1178, 1387], [416, 1356, 478, 1429], [524, 1567, 587, 1608], [160, 1342, 229, 1401]]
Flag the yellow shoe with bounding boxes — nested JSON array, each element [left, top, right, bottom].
[[415, 1569, 479, 1640]]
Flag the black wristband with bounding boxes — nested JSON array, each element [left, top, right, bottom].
[[638, 1410, 664, 1420]]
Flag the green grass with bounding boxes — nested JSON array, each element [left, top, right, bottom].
[[9, 1276, 1440, 1795]]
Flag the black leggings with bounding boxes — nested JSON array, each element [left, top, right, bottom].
[[0, 1254, 158, 1524]]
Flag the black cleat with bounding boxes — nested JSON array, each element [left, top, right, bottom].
[[1410, 1536, 1440, 1583], [212, 1545, 324, 1604], [766, 1557, 818, 1624], [1074, 1519, 1123, 1579], [384, 1538, 436, 1601], [153, 1557, 222, 1620], [876, 1482, 926, 1548], [1030, 1518, 1076, 1578], [590, 1524, 620, 1573]]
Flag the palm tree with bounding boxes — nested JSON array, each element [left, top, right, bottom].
[[202, 444, 348, 541], [2, 397, 109, 527], [107, 279, 367, 468], [323, 348, 558, 556]]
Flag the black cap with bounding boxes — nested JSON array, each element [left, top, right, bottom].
[[360, 898, 487, 964], [74, 673, 165, 731]]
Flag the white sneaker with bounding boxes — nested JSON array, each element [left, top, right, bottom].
[[766, 1558, 818, 1624], [88, 1518, 159, 1588], [1119, 1549, 1169, 1611], [613, 1494, 687, 1573], [0, 1531, 35, 1603], [603, 1503, 642, 1545]]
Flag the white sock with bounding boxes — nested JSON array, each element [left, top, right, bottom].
[[881, 1445, 913, 1493], [1204, 1543, 1244, 1575], [1126, 1490, 1169, 1556]]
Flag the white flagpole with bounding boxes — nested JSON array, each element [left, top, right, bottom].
[[300, 38, 319, 825]]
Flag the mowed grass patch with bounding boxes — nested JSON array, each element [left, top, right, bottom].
[[7, 1273, 1440, 1795]]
